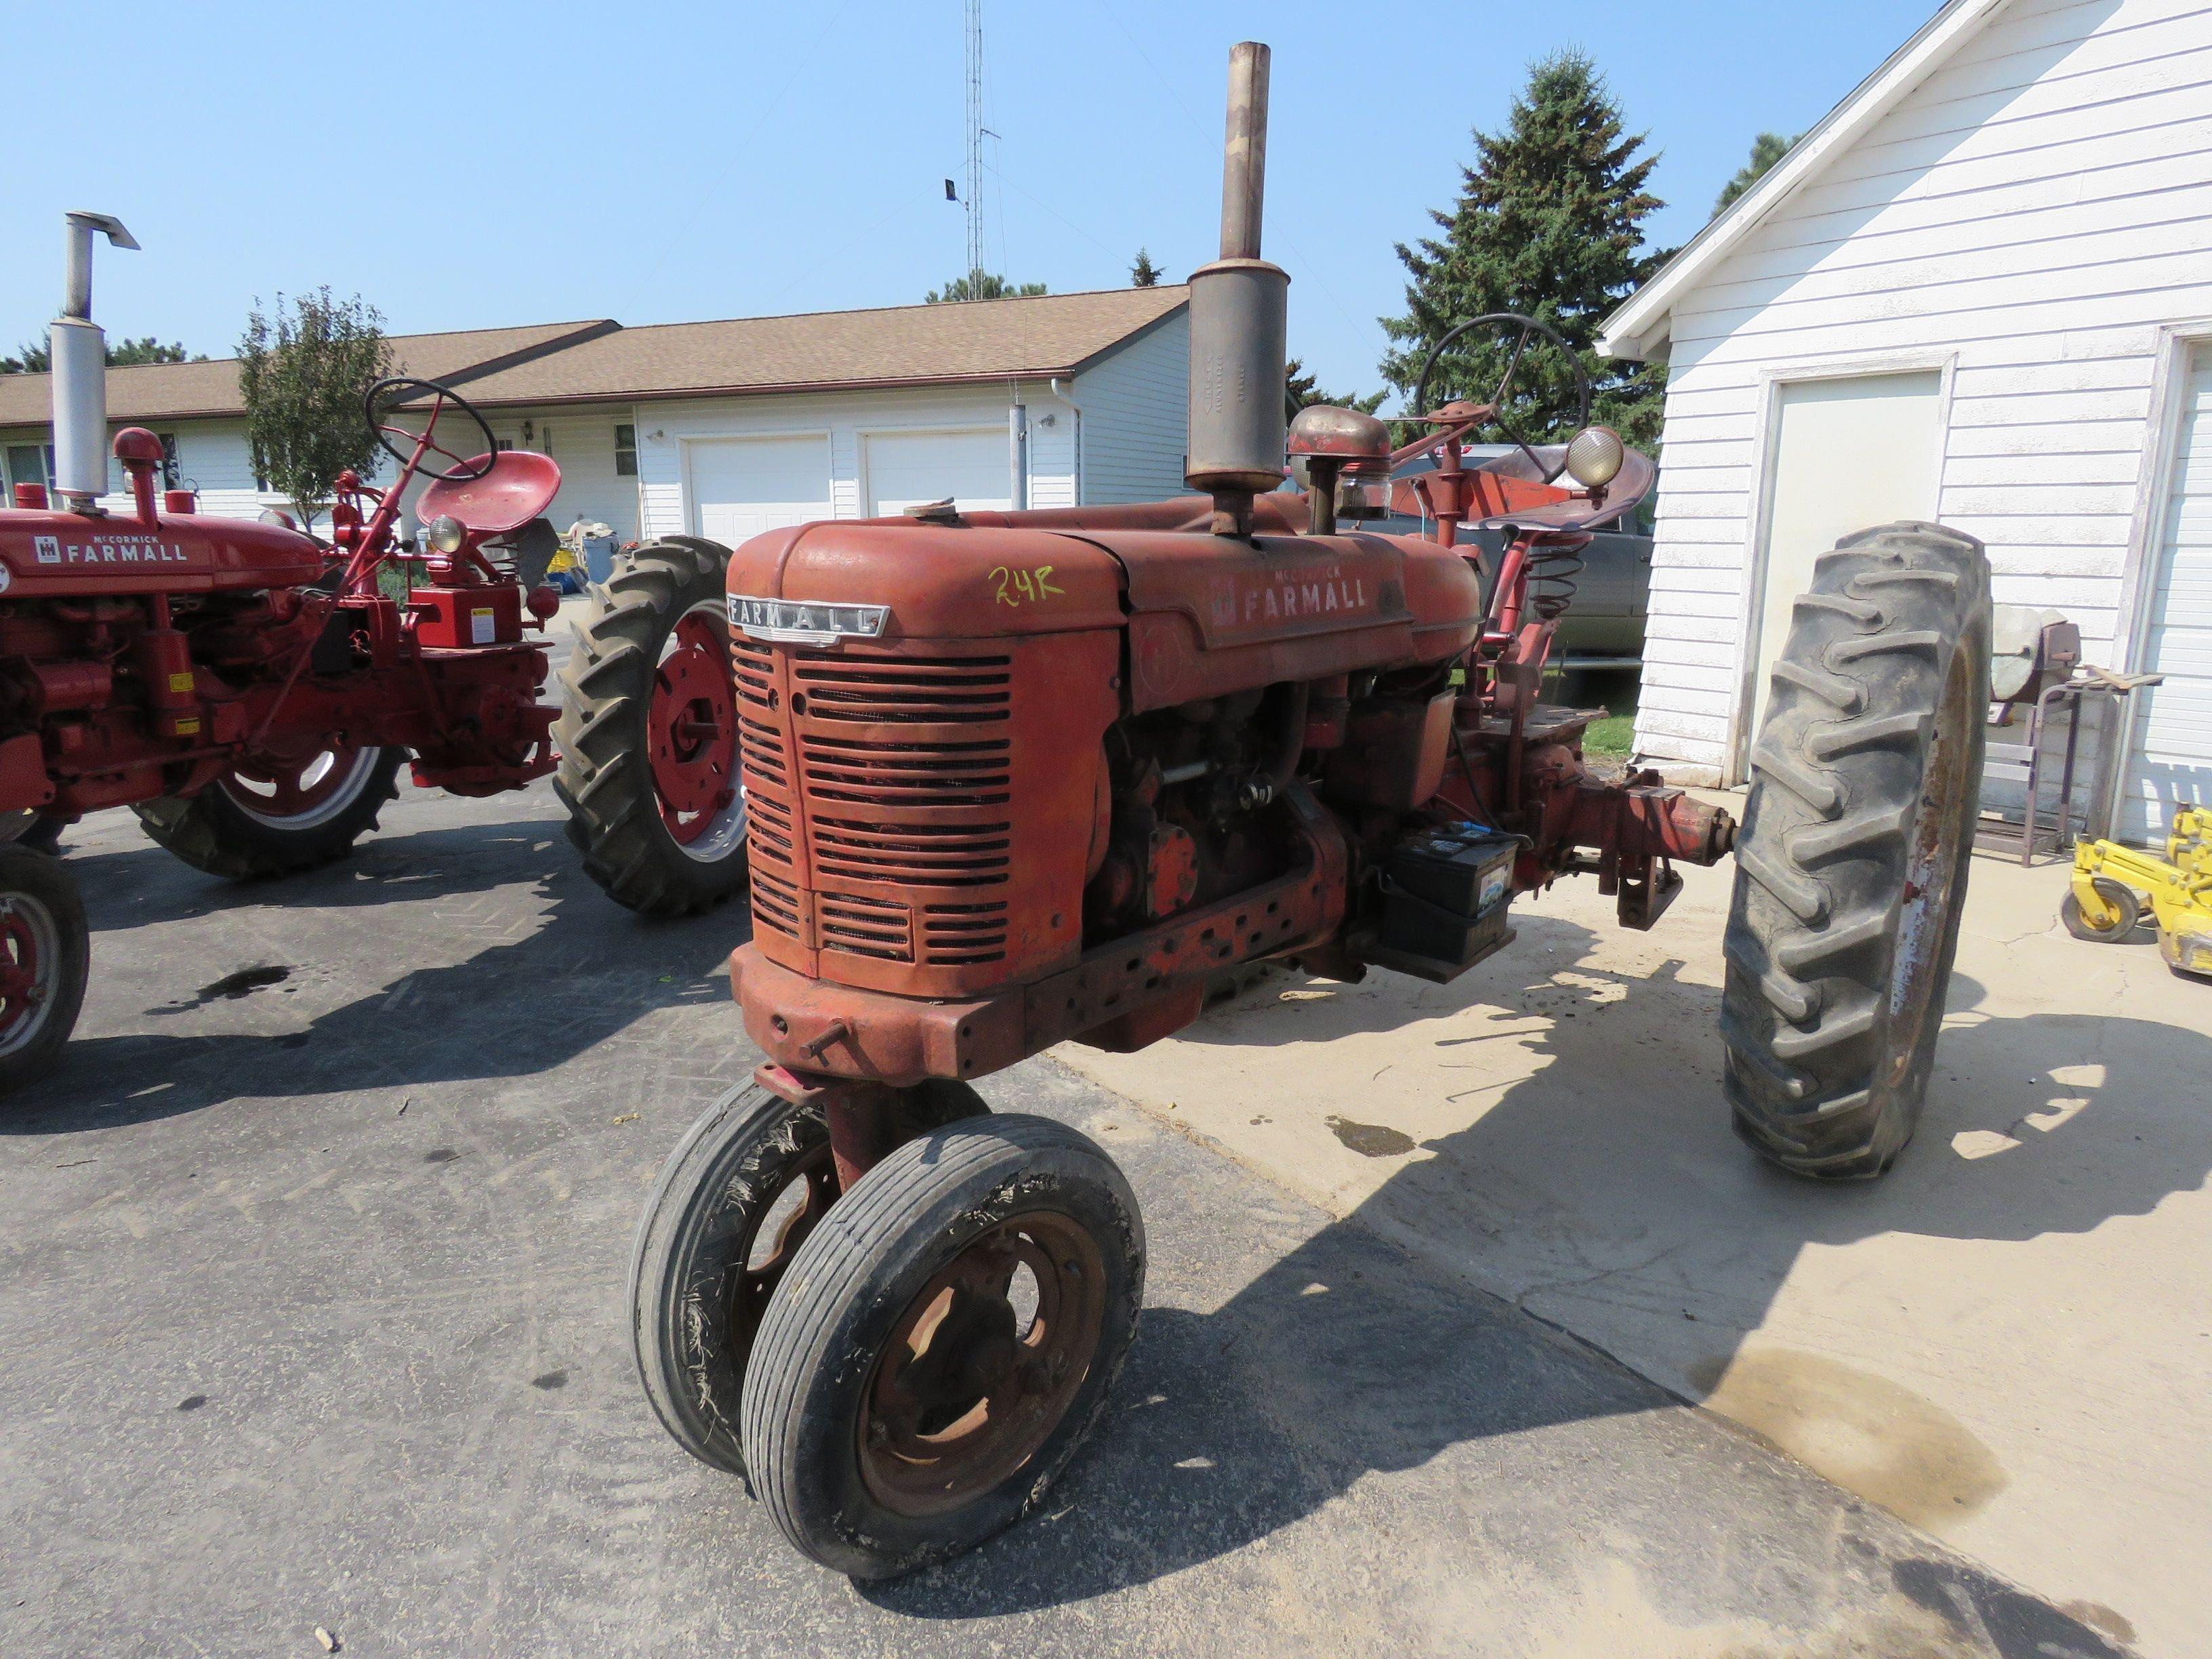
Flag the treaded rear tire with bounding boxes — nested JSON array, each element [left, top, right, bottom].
[[132, 748, 403, 880], [1721, 523, 1990, 1180], [554, 537, 749, 918]]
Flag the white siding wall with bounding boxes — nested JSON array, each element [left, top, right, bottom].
[[488, 407, 641, 541], [1635, 0, 2212, 786], [1072, 311, 1190, 504], [632, 383, 1080, 544]]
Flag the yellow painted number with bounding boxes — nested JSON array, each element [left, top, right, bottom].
[[990, 565, 1064, 607]]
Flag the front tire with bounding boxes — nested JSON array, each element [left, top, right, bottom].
[[630, 1078, 989, 1479], [555, 539, 749, 917], [0, 845, 89, 1095], [1721, 523, 1991, 1180], [741, 1115, 1143, 1579], [134, 745, 403, 880]]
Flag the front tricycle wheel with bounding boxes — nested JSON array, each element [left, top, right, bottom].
[[741, 1113, 1143, 1578], [0, 844, 89, 1096], [1721, 523, 1991, 1180]]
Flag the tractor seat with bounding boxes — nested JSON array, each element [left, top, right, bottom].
[[419, 450, 562, 535]]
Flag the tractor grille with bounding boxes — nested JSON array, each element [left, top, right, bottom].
[[733, 640, 1018, 985]]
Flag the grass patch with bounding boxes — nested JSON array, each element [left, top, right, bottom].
[[1584, 714, 1636, 758]]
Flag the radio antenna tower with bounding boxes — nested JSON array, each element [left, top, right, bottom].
[[964, 0, 985, 282]]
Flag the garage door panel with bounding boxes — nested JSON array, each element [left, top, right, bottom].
[[688, 434, 832, 544], [863, 428, 1010, 518], [2121, 345, 2212, 841]]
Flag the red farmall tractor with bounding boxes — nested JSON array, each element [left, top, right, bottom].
[[0, 215, 749, 1091], [627, 43, 1993, 1580]]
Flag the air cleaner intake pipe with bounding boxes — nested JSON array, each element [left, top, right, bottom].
[[49, 211, 140, 512], [1185, 41, 1290, 537]]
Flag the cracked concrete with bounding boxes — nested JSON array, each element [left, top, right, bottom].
[[1063, 841, 2212, 1658]]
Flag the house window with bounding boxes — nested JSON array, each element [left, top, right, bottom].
[[5, 443, 50, 495], [614, 422, 638, 477]]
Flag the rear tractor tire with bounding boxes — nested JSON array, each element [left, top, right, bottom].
[[555, 538, 750, 918], [134, 745, 404, 881], [1721, 523, 1992, 1180], [0, 844, 89, 1096]]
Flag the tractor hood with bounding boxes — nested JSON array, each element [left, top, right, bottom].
[[0, 506, 326, 597]]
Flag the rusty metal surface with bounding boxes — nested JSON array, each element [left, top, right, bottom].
[[732, 787, 1349, 1088]]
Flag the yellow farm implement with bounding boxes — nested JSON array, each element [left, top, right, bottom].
[[2064, 807, 2212, 979]]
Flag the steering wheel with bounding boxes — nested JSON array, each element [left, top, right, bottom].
[[366, 377, 498, 484], [1411, 312, 1592, 483]]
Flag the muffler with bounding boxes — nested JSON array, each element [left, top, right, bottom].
[[1185, 42, 1290, 535], [49, 211, 140, 512]]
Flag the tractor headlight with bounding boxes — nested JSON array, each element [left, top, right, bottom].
[[258, 507, 297, 531], [426, 514, 467, 555], [1565, 426, 1625, 490]]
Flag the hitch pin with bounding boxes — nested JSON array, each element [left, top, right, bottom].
[[800, 1019, 851, 1060]]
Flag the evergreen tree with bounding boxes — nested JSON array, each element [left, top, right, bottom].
[[1, 334, 199, 373], [1378, 51, 1669, 450], [1715, 131, 1798, 214], [1130, 248, 1163, 287], [1286, 357, 1384, 415], [926, 269, 1048, 303]]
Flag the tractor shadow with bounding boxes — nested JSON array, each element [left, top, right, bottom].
[[870, 908, 2202, 1654], [9, 813, 752, 1134]]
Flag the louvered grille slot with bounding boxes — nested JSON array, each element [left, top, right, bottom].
[[818, 890, 913, 962], [923, 901, 1008, 965], [733, 645, 777, 712], [794, 656, 1012, 724], [750, 865, 801, 938], [800, 735, 1011, 806], [811, 817, 1011, 887]]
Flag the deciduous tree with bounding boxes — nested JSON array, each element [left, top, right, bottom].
[[238, 289, 392, 526]]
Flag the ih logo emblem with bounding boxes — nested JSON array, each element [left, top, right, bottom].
[[34, 535, 60, 565]]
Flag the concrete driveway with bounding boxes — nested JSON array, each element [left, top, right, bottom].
[[0, 783, 2142, 1658], [1067, 820, 2207, 1659]]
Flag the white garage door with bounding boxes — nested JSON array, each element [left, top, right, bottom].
[[1748, 371, 1943, 750], [863, 428, 1010, 517], [2121, 345, 2212, 842], [687, 434, 832, 544]]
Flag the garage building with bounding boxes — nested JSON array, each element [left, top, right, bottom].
[[1600, 0, 2212, 840]]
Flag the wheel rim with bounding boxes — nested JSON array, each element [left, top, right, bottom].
[[649, 602, 745, 861], [858, 1210, 1107, 1519], [220, 744, 386, 830], [0, 887, 61, 1059], [1884, 647, 1975, 1084], [719, 1142, 840, 1348]]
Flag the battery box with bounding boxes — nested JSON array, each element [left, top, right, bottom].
[[411, 584, 522, 649], [1372, 823, 1519, 983]]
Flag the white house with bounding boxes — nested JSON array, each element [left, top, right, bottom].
[[1600, 0, 2212, 841], [0, 285, 1191, 548]]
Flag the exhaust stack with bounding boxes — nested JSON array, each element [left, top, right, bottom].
[[1184, 41, 1289, 535], [50, 211, 140, 512]]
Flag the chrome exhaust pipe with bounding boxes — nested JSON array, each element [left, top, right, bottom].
[[49, 211, 139, 512]]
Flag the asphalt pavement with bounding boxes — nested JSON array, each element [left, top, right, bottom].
[[0, 783, 2133, 1658]]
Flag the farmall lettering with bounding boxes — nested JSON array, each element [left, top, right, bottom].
[[44, 533, 192, 567], [1210, 562, 1371, 630]]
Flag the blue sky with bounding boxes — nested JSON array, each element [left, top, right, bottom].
[[6, 1, 1938, 401]]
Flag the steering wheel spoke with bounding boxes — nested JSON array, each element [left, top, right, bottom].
[[366, 377, 498, 486], [1409, 312, 1592, 484]]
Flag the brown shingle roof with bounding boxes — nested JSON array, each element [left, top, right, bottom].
[[0, 319, 617, 428], [450, 285, 1189, 407], [0, 287, 1187, 429]]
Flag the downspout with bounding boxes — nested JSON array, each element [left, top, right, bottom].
[[1008, 384, 1029, 512], [1049, 375, 1082, 504]]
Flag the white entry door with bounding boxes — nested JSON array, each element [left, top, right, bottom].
[[2121, 344, 2212, 841], [687, 434, 833, 544], [863, 428, 1011, 517], [1748, 371, 1944, 752]]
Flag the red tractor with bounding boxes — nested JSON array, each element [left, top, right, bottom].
[[626, 44, 1992, 1579], [0, 214, 750, 1092]]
